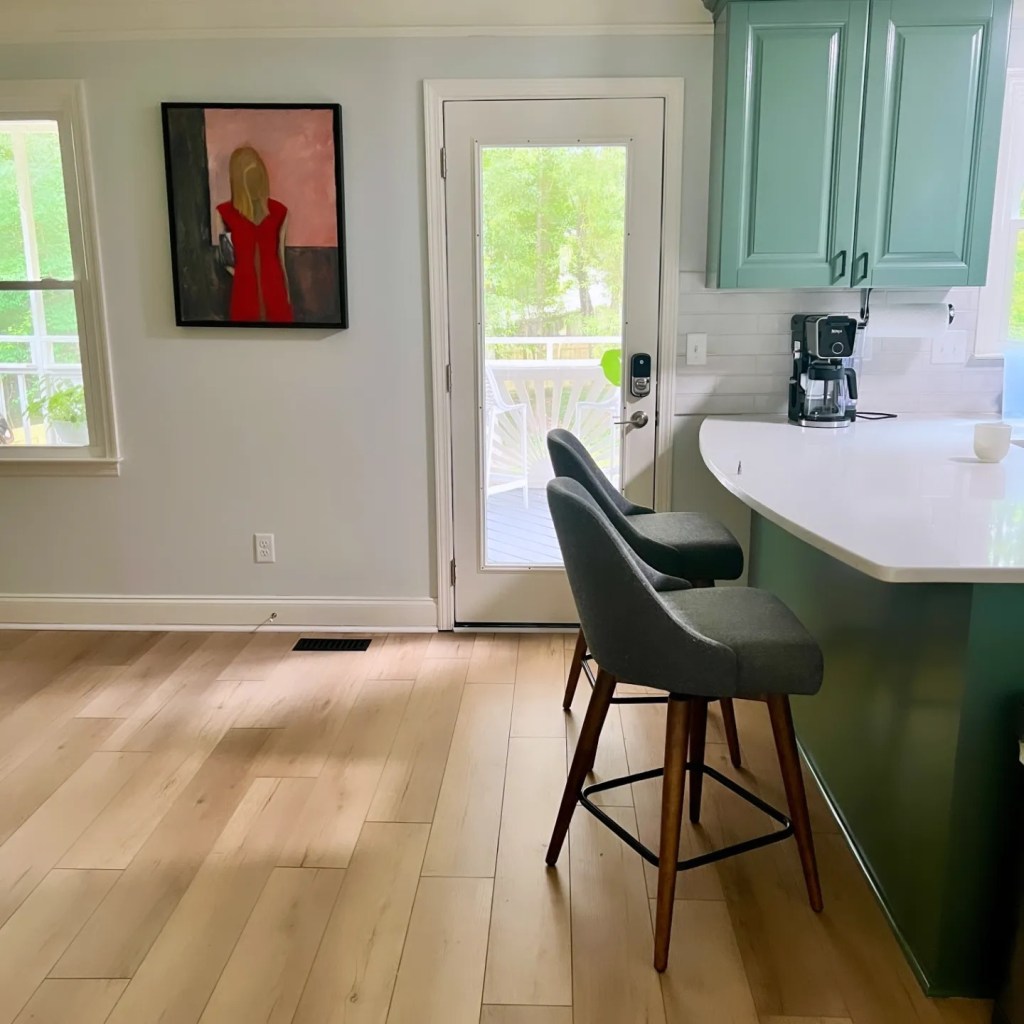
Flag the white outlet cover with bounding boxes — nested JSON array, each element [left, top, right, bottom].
[[254, 533, 276, 564], [931, 331, 968, 365]]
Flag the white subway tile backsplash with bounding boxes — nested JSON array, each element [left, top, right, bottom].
[[755, 394, 789, 415], [755, 354, 793, 376], [674, 274, 1000, 418], [920, 394, 1001, 416], [677, 354, 759, 374], [681, 291, 812, 314], [870, 289, 952, 308], [857, 395, 928, 414], [949, 287, 980, 312], [675, 374, 720, 395], [707, 334, 791, 356], [712, 376, 785, 396], [756, 313, 794, 334], [862, 352, 936, 375], [675, 394, 759, 416], [875, 337, 929, 354], [678, 314, 763, 334]]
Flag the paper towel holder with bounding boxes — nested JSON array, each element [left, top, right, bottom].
[[858, 288, 956, 331]]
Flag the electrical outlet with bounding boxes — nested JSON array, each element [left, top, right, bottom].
[[254, 533, 276, 564], [687, 332, 708, 366], [931, 332, 968, 365]]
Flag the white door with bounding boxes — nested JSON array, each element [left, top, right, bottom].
[[445, 97, 667, 625]]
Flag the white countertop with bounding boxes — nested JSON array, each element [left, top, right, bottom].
[[699, 416, 1024, 584]]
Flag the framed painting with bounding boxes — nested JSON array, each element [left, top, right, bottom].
[[161, 102, 348, 329]]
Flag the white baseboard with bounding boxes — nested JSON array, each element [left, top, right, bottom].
[[0, 594, 439, 632]]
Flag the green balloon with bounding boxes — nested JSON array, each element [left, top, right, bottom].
[[601, 348, 623, 387]]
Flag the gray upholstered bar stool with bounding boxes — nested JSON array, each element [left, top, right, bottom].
[[548, 428, 746, 767], [545, 478, 825, 972]]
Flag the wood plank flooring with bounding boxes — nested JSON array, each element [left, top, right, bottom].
[[0, 629, 993, 1024]]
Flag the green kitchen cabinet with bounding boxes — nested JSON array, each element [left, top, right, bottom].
[[705, 0, 1013, 290], [708, 1, 870, 288], [854, 0, 1013, 287]]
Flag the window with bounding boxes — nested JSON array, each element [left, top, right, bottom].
[[977, 71, 1024, 359], [0, 81, 117, 472]]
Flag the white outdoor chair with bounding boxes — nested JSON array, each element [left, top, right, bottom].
[[484, 366, 530, 508], [573, 390, 621, 485]]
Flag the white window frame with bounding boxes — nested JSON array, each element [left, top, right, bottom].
[[0, 80, 119, 474], [977, 70, 1024, 360]]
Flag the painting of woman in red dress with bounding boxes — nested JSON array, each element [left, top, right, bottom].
[[215, 146, 294, 323], [162, 103, 346, 327]]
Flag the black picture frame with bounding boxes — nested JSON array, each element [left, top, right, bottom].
[[161, 102, 348, 329]]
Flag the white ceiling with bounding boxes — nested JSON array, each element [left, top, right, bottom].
[[4, 0, 714, 41]]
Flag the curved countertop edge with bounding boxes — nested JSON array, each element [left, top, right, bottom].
[[698, 416, 1024, 586], [698, 430, 906, 582]]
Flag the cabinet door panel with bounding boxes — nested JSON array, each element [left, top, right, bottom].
[[856, 0, 1011, 287], [719, 1, 868, 288]]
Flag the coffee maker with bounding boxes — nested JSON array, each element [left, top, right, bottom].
[[789, 314, 859, 428]]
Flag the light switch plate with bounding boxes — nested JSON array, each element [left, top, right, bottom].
[[687, 332, 708, 366]]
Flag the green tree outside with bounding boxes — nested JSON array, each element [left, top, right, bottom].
[[0, 127, 79, 352], [1, 126, 82, 432], [481, 146, 627, 358], [1011, 224, 1024, 341]]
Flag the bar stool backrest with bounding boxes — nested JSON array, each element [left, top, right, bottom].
[[546, 477, 737, 697], [547, 428, 651, 523]]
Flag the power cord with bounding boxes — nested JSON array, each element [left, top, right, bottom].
[[251, 611, 278, 633], [857, 412, 898, 421]]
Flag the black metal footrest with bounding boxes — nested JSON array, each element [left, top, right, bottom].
[[581, 655, 667, 705], [579, 764, 794, 872]]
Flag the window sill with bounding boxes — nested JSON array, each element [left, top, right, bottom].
[[0, 457, 121, 477]]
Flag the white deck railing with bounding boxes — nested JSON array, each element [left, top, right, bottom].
[[486, 354, 621, 486]]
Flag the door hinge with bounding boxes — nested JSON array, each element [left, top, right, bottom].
[[445, 364, 452, 393], [450, 558, 456, 587], [440, 147, 447, 179]]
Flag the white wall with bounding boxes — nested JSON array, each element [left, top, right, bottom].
[[3, 0, 712, 40], [0, 35, 713, 626]]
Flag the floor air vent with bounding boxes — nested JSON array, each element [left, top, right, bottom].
[[292, 637, 372, 652]]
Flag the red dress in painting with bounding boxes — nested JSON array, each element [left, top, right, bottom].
[[217, 198, 294, 323]]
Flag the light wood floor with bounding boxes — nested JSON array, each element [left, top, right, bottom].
[[0, 629, 993, 1024]]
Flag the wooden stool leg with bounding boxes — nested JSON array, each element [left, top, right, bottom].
[[688, 699, 708, 824], [720, 698, 742, 769], [563, 628, 588, 710], [767, 694, 823, 912], [655, 697, 691, 972], [546, 669, 616, 866]]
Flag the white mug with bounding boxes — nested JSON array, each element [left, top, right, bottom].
[[974, 422, 1013, 463]]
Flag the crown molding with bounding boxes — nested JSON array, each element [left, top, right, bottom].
[[1, 22, 715, 44]]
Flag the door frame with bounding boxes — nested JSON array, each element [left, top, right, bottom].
[[424, 78, 685, 630]]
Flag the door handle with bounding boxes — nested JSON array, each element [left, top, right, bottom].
[[834, 249, 848, 283], [614, 411, 649, 429], [853, 252, 870, 286]]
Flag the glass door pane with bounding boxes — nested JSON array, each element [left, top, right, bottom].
[[480, 145, 627, 567]]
